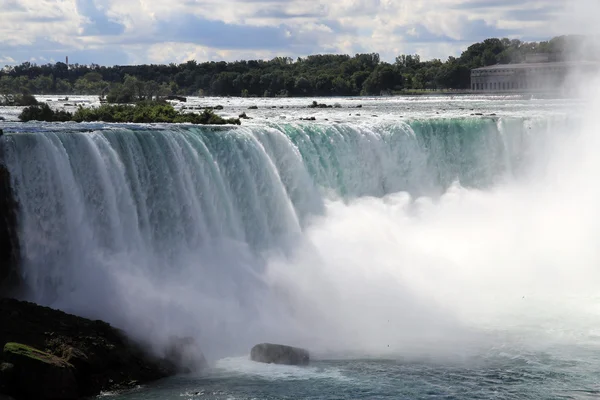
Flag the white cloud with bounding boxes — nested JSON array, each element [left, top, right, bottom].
[[0, 0, 577, 65], [0, 55, 16, 64]]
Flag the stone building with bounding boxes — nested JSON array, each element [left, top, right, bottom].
[[470, 61, 599, 92]]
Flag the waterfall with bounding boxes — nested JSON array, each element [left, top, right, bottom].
[[0, 116, 575, 359]]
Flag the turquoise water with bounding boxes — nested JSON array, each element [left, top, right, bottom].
[[1, 96, 599, 399], [113, 350, 600, 400]]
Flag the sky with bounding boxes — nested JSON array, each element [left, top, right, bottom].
[[0, 0, 585, 66]]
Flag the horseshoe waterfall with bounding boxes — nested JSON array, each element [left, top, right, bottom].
[[2, 97, 600, 399]]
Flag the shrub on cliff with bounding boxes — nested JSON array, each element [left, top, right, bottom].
[[14, 94, 39, 106], [18, 104, 72, 122], [20, 101, 241, 125], [175, 109, 241, 125], [72, 101, 180, 123]]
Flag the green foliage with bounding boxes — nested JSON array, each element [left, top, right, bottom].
[[0, 35, 585, 96], [19, 103, 72, 122], [18, 101, 240, 125], [69, 101, 240, 125], [13, 93, 39, 106]]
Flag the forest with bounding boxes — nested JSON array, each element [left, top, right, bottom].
[[0, 36, 587, 99]]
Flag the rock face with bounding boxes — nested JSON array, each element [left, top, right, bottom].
[[0, 162, 20, 298], [2, 343, 77, 400], [0, 298, 177, 399], [250, 343, 309, 366]]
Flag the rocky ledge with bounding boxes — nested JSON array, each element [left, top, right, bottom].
[[0, 298, 180, 400], [250, 343, 310, 366]]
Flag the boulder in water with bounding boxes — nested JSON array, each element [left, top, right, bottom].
[[250, 343, 309, 365]]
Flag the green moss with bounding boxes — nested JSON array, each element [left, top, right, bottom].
[[3, 343, 72, 368]]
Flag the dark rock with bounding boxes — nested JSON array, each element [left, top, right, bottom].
[[308, 101, 332, 109], [2, 343, 77, 400], [166, 95, 187, 102], [248, 105, 258, 110], [0, 163, 20, 298], [0, 362, 14, 393], [0, 298, 177, 398], [300, 117, 316, 121], [356, 104, 362, 108], [239, 112, 251, 119], [250, 343, 309, 366]]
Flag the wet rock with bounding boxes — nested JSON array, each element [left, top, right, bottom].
[[0, 298, 177, 398], [2, 343, 77, 400], [239, 112, 251, 119], [166, 95, 187, 102], [0, 163, 20, 298], [250, 343, 309, 366], [308, 101, 332, 109], [0, 362, 14, 394], [248, 105, 258, 110]]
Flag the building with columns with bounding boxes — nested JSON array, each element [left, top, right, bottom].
[[470, 61, 599, 93]]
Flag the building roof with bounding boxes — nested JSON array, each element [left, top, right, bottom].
[[472, 60, 600, 71]]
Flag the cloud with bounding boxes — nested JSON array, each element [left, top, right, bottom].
[[76, 0, 126, 36], [0, 55, 16, 64], [154, 15, 292, 50], [0, 0, 575, 66]]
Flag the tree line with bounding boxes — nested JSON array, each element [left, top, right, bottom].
[[0, 36, 586, 99]]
